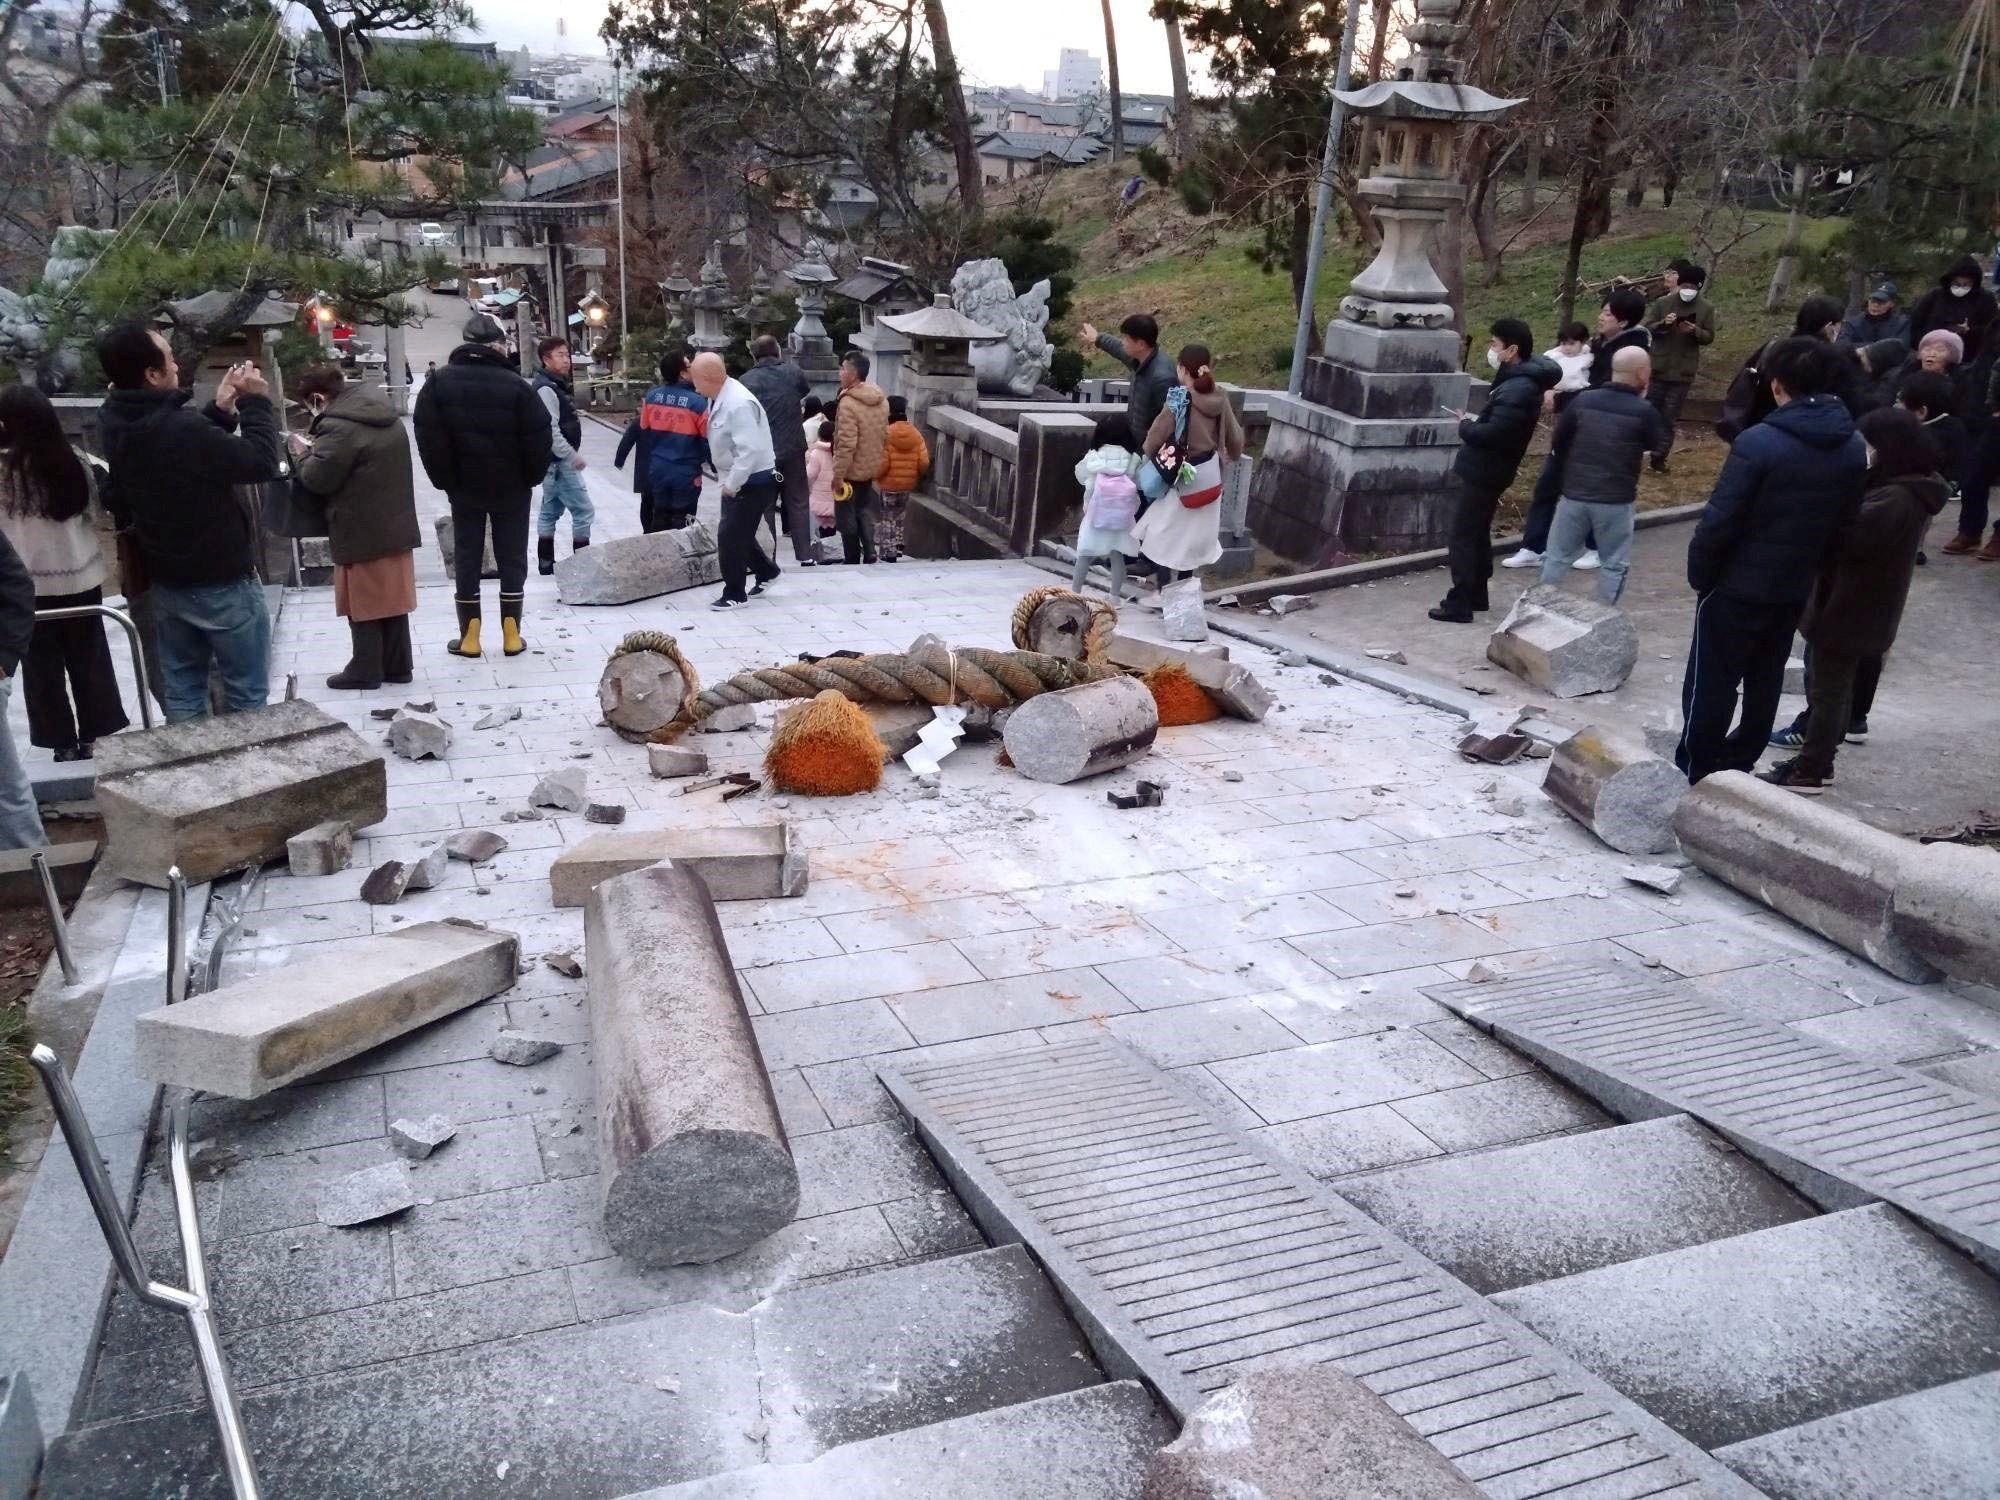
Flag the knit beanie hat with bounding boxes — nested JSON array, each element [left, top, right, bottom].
[[1918, 328, 1965, 365]]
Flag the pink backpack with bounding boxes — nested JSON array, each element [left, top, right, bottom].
[[1087, 469, 1140, 531]]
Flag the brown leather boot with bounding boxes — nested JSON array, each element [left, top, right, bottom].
[[1980, 534, 2000, 561], [1943, 532, 1982, 555]]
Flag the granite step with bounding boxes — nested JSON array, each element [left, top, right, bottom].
[[38, 1245, 1104, 1499], [1337, 1115, 1817, 1293], [1493, 1204, 2000, 1452], [620, 1381, 1171, 1499], [1712, 1370, 2000, 1500]]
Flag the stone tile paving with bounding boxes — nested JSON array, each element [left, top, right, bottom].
[[76, 445, 2000, 1435]]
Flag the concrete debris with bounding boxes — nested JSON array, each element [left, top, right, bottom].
[[359, 860, 413, 906], [1363, 646, 1407, 664], [1621, 864, 1684, 895], [1105, 634, 1273, 722], [401, 843, 448, 892], [1266, 594, 1315, 615], [1488, 792, 1527, 818], [550, 825, 807, 906], [1221, 770, 1244, 783], [1279, 650, 1310, 667], [1488, 585, 1639, 698], [1456, 724, 1532, 765], [444, 830, 507, 864], [389, 1114, 457, 1159], [1108, 780, 1166, 810], [317, 1163, 416, 1227], [1159, 577, 1210, 642], [502, 808, 544, 823], [698, 703, 759, 733], [544, 950, 584, 979], [584, 803, 628, 826], [1465, 961, 1503, 983], [286, 820, 353, 878], [530, 767, 588, 812], [187, 1143, 243, 1181], [685, 772, 757, 795], [489, 1030, 562, 1066], [403, 700, 437, 715], [474, 706, 523, 731], [386, 709, 452, 762], [1459, 679, 1499, 696], [369, 707, 399, 722], [647, 744, 710, 779]]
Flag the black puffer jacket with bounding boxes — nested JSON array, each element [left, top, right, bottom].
[[1801, 473, 1948, 657], [1908, 255, 1999, 364], [0, 525, 32, 679], [413, 343, 553, 505], [1548, 384, 1671, 505], [1588, 325, 1653, 387], [1453, 354, 1560, 493], [97, 387, 285, 588], [1688, 394, 1866, 606]]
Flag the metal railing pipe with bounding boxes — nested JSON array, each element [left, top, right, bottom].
[[30, 602, 156, 729], [31, 851, 78, 984]]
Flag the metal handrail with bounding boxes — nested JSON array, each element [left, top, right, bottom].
[[26, 866, 261, 1497], [29, 851, 77, 985], [31, 602, 157, 730]]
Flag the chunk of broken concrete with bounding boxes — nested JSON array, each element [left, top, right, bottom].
[[389, 1114, 457, 1160], [1004, 675, 1159, 784], [1621, 863, 1684, 895], [1159, 577, 1210, 642], [697, 703, 758, 734], [385, 709, 452, 761], [286, 820, 353, 878], [1488, 584, 1639, 698], [95, 700, 386, 887], [584, 802, 627, 826], [473, 705, 523, 731], [1457, 722, 1532, 765], [318, 1163, 416, 1228], [489, 1030, 562, 1066], [1106, 635, 1272, 722], [444, 829, 508, 864], [360, 860, 413, 906], [1279, 650, 1310, 668], [134, 922, 519, 1098], [544, 950, 584, 979], [1542, 726, 1687, 856], [401, 843, 448, 892], [530, 767, 588, 812], [1266, 594, 1315, 616], [1363, 645, 1408, 665], [864, 703, 936, 762], [549, 825, 808, 907], [647, 744, 709, 779], [554, 521, 720, 605]]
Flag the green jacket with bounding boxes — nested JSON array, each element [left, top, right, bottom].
[[295, 385, 422, 566], [1645, 293, 1716, 383]]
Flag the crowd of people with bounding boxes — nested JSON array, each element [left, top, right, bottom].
[[1438, 251, 1995, 795]]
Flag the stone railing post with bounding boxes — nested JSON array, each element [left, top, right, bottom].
[[1011, 412, 1098, 557]]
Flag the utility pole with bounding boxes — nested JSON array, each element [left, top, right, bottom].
[[1286, 0, 1365, 397], [613, 56, 631, 391]]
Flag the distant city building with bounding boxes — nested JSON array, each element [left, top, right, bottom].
[[1042, 47, 1103, 102]]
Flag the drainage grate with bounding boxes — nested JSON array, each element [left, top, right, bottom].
[[1426, 963, 2000, 1273], [881, 1040, 1760, 1499]]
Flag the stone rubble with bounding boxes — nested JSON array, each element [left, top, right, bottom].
[[1159, 578, 1210, 642], [389, 1115, 457, 1160], [1488, 585, 1639, 698], [386, 709, 453, 762], [360, 861, 414, 906], [286, 821, 353, 878], [530, 767, 589, 812], [698, 703, 759, 733], [444, 830, 508, 864], [647, 744, 709, 779], [1265, 594, 1316, 616], [544, 950, 584, 979], [1621, 864, 1685, 896], [317, 1164, 416, 1228], [1364, 646, 1408, 664], [489, 1031, 563, 1067], [473, 706, 523, 731]]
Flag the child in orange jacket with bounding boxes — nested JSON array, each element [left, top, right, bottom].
[[874, 395, 930, 562]]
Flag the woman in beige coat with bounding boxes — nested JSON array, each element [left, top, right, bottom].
[[1134, 344, 1246, 579]]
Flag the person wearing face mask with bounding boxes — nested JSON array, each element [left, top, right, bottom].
[[1430, 319, 1559, 623], [290, 364, 421, 690], [1908, 255, 1998, 365], [1643, 261, 1714, 472]]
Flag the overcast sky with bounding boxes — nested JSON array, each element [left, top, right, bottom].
[[464, 0, 1204, 97]]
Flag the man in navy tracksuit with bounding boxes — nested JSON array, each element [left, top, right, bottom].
[[1677, 338, 1866, 782], [616, 349, 709, 532]]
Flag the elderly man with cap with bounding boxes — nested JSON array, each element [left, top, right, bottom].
[[688, 352, 782, 610], [414, 311, 554, 659], [1843, 281, 1911, 348]]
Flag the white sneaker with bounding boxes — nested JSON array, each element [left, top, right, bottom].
[[1500, 549, 1541, 569], [1574, 551, 1603, 571]]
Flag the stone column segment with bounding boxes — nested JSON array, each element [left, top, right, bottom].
[[1542, 726, 1688, 856], [1002, 675, 1159, 784], [549, 824, 807, 908]]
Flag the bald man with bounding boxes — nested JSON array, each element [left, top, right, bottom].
[[689, 352, 782, 609], [1538, 345, 1671, 604]]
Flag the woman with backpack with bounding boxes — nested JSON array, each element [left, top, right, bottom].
[[0, 383, 128, 761], [1072, 416, 1142, 598], [1133, 345, 1246, 582]]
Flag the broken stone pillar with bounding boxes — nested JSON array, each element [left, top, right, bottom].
[[554, 522, 721, 606], [600, 646, 692, 740], [1142, 1363, 1480, 1500], [134, 920, 520, 1098], [1159, 577, 1210, 643], [96, 700, 387, 887], [1105, 635, 1273, 722], [587, 861, 800, 1265], [1674, 772, 1938, 983], [550, 824, 807, 907], [1891, 841, 2000, 989], [433, 514, 499, 579], [1487, 585, 1639, 698], [1543, 726, 1688, 856], [1003, 675, 1159, 784]]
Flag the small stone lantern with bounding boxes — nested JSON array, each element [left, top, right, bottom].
[[786, 243, 842, 397], [880, 294, 1000, 447], [686, 242, 733, 353]]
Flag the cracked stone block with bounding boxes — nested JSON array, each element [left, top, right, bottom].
[[1266, 594, 1315, 615], [386, 709, 453, 762], [554, 521, 720, 605], [401, 843, 449, 892], [1003, 676, 1159, 785], [549, 825, 807, 907], [1621, 863, 1683, 895], [529, 767, 588, 812], [359, 860, 413, 906], [544, 951, 583, 979], [473, 706, 523, 731], [95, 700, 386, 887], [1159, 577, 1209, 643], [134, 921, 518, 1098], [1105, 635, 1272, 722], [389, 1114, 457, 1160], [489, 1031, 562, 1066], [1542, 725, 1687, 856], [584, 803, 627, 826], [445, 830, 507, 864], [286, 821, 353, 878], [647, 744, 709, 779], [317, 1163, 416, 1227], [1487, 584, 1639, 698]]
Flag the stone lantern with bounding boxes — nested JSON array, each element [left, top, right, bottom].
[[1248, 0, 1520, 563], [880, 294, 1000, 449], [786, 242, 843, 399], [832, 256, 928, 401], [685, 242, 733, 354]]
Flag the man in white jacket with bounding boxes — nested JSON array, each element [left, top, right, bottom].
[[689, 352, 781, 610]]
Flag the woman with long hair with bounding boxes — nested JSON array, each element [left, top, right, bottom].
[[1132, 343, 1246, 582], [0, 382, 129, 761]]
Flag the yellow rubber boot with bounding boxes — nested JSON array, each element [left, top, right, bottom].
[[446, 601, 482, 658], [499, 593, 526, 657]]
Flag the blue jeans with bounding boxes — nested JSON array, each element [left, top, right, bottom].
[[1541, 498, 1635, 604], [152, 578, 271, 723], [536, 461, 594, 542], [0, 677, 46, 850]]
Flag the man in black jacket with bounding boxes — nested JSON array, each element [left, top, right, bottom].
[[95, 321, 286, 723], [532, 337, 591, 575], [1540, 346, 1670, 604], [0, 526, 45, 849], [414, 312, 554, 659], [1082, 313, 1178, 453], [1676, 338, 1867, 782], [739, 335, 814, 564], [1431, 319, 1559, 623], [1504, 288, 1652, 570]]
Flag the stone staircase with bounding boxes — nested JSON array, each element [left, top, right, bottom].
[[37, 1245, 1170, 1498], [1338, 1116, 2000, 1498]]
